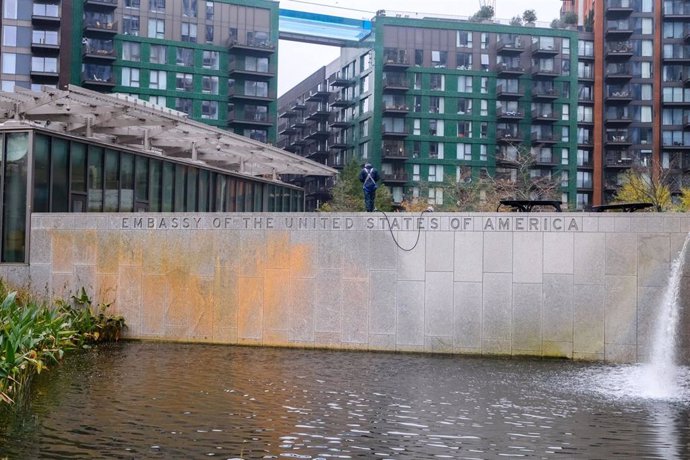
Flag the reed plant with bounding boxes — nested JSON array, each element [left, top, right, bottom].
[[0, 282, 125, 405]]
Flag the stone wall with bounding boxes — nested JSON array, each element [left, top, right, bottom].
[[20, 212, 690, 363]]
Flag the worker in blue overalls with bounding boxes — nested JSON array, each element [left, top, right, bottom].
[[358, 163, 380, 212]]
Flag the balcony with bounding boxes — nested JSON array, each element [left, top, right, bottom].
[[382, 173, 408, 183], [530, 132, 558, 144], [684, 115, 690, 130], [306, 87, 330, 101], [228, 61, 274, 79], [82, 44, 116, 61], [330, 139, 352, 150], [329, 118, 352, 129], [534, 155, 557, 167], [532, 110, 559, 122], [606, 89, 632, 103], [305, 124, 329, 139], [496, 39, 524, 55], [665, 4, 690, 20], [383, 57, 410, 69], [606, 0, 633, 17], [228, 86, 275, 102], [229, 111, 273, 127], [306, 109, 330, 120], [382, 142, 408, 160], [382, 76, 409, 91], [605, 152, 635, 167], [330, 74, 355, 87], [606, 41, 633, 59], [31, 39, 60, 54], [84, 0, 118, 9], [31, 10, 60, 26], [531, 66, 559, 78], [496, 84, 523, 99], [305, 147, 329, 162], [83, 19, 117, 36], [532, 86, 559, 100], [605, 112, 632, 125], [606, 24, 633, 38], [663, 140, 690, 150], [496, 108, 524, 120], [606, 132, 631, 145], [578, 137, 594, 147], [81, 72, 115, 88], [227, 38, 275, 55], [496, 131, 522, 144], [494, 62, 525, 76], [381, 128, 408, 138], [306, 184, 331, 198], [382, 102, 409, 115], [279, 124, 297, 136], [495, 151, 518, 165], [605, 64, 632, 81], [330, 97, 356, 108], [531, 42, 560, 56]]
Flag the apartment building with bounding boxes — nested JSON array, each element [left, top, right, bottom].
[[279, 12, 579, 210], [1, 0, 279, 143]]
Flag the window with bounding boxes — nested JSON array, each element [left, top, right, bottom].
[[31, 56, 58, 73], [458, 76, 472, 92], [206, 25, 214, 43], [150, 95, 166, 107], [201, 100, 218, 119], [122, 41, 140, 61], [457, 98, 472, 115], [429, 96, 443, 113], [33, 30, 58, 46], [245, 56, 268, 72], [562, 148, 569, 166], [415, 49, 423, 66], [2, 53, 16, 73], [150, 0, 165, 12], [457, 31, 472, 47], [480, 100, 488, 116], [183, 0, 197, 17], [176, 73, 193, 91], [206, 1, 214, 20], [428, 187, 443, 205], [123, 15, 140, 35], [176, 47, 194, 66], [429, 119, 444, 136], [245, 80, 268, 97], [414, 73, 422, 90], [181, 22, 197, 42], [125, 0, 140, 8], [457, 143, 472, 160], [413, 119, 421, 135], [562, 105, 569, 121], [3, 0, 17, 19], [641, 18, 652, 35], [3, 25, 16, 46], [431, 50, 447, 68], [150, 45, 167, 64], [149, 70, 166, 89], [413, 164, 420, 181], [428, 165, 443, 182], [121, 67, 140, 87], [480, 33, 489, 49], [641, 40, 653, 57], [480, 77, 488, 94], [456, 52, 472, 70], [430, 74, 444, 91], [640, 106, 652, 123], [148, 19, 164, 39], [202, 75, 218, 94], [479, 145, 487, 161], [457, 121, 471, 138], [175, 98, 193, 115], [202, 50, 219, 70]]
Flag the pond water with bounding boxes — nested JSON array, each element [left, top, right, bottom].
[[1, 342, 689, 459]]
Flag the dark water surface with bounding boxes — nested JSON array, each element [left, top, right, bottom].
[[1, 342, 689, 459]]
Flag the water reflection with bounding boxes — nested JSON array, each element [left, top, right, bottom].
[[1, 342, 689, 459]]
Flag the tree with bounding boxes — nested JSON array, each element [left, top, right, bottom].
[[471, 5, 495, 22], [319, 159, 393, 212], [678, 187, 690, 211], [612, 165, 671, 212], [523, 9, 537, 24], [509, 16, 523, 26]]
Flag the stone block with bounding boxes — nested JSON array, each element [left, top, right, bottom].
[[454, 232, 483, 282], [318, 231, 344, 270], [237, 277, 263, 340], [142, 274, 169, 337], [606, 233, 637, 276], [397, 231, 426, 281], [638, 234, 670, 287], [483, 273, 512, 341], [28, 264, 51, 299], [630, 217, 647, 233], [289, 231, 318, 279], [542, 341, 572, 358], [453, 282, 482, 349], [544, 233, 574, 274], [426, 231, 454, 272], [582, 217, 598, 233], [512, 283, 542, 353], [239, 231, 266, 278], [542, 274, 573, 343], [342, 279, 369, 344], [573, 284, 605, 355], [425, 271, 454, 337], [52, 231, 74, 273], [614, 217, 631, 233], [341, 230, 370, 277], [425, 336, 454, 353], [369, 230, 397, 271], [574, 233, 605, 284], [96, 231, 120, 275], [263, 268, 290, 332], [74, 264, 96, 299], [513, 233, 542, 283], [211, 265, 239, 342], [636, 286, 665, 354], [604, 275, 638, 345], [315, 269, 343, 333], [483, 232, 512, 273], [289, 277, 315, 343], [369, 270, 397, 335], [482, 338, 511, 355], [605, 344, 637, 363], [29, 229, 51, 264], [396, 280, 425, 347], [598, 216, 615, 233], [369, 333, 396, 351]]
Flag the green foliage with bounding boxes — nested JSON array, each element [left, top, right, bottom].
[[523, 9, 537, 24], [320, 159, 393, 212], [563, 11, 578, 25], [509, 16, 523, 26], [679, 188, 690, 211], [472, 5, 495, 22], [0, 282, 125, 406]]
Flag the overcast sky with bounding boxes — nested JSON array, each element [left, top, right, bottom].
[[277, 0, 564, 96]]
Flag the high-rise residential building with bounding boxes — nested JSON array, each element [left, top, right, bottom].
[[279, 12, 579, 210], [2, 0, 279, 144]]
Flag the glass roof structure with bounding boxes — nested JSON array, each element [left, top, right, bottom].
[[278, 9, 372, 46]]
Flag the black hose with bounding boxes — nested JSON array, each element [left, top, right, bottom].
[[376, 209, 430, 252]]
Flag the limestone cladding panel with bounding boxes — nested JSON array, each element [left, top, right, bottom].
[[637, 234, 670, 288], [396, 280, 425, 350], [426, 231, 454, 272], [573, 284, 605, 357], [396, 231, 426, 281], [483, 232, 512, 273], [543, 233, 574, 274], [513, 232, 543, 284], [454, 232, 483, 282], [511, 283, 543, 355], [574, 233, 606, 285], [542, 274, 574, 358], [482, 272, 512, 355], [453, 282, 482, 351], [369, 270, 397, 336]]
